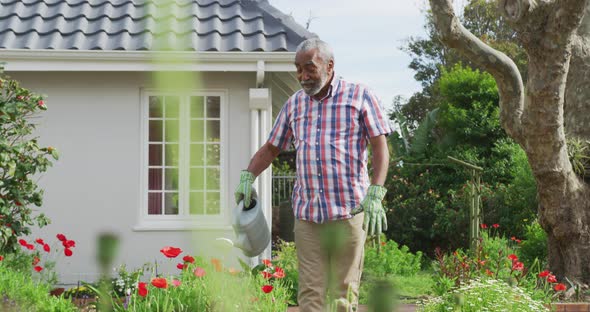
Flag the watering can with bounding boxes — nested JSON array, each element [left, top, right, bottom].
[[232, 188, 270, 257]]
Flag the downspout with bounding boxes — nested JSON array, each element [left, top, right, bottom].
[[249, 60, 272, 262]]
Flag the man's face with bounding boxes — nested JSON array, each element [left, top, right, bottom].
[[295, 49, 333, 96]]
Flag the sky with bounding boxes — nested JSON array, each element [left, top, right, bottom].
[[269, 0, 432, 111]]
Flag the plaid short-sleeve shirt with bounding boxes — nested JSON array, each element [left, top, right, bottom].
[[268, 75, 393, 223]]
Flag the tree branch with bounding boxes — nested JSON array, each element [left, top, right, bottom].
[[429, 0, 525, 144]]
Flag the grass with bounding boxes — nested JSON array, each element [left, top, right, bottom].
[[359, 270, 435, 304]]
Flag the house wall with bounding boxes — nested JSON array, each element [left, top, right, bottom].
[[8, 71, 260, 285]]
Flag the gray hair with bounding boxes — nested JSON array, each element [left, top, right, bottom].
[[296, 38, 334, 63]]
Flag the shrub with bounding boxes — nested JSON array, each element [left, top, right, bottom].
[[0, 72, 58, 253], [418, 278, 547, 312], [364, 238, 423, 277], [517, 220, 547, 269]]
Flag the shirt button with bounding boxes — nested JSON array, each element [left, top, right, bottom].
[[317, 173, 321, 176], [319, 189, 323, 193], [316, 158, 319, 161], [316, 142, 319, 145]]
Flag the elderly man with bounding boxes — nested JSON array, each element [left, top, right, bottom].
[[235, 38, 392, 311]]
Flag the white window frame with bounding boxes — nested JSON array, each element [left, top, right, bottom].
[[135, 88, 230, 231]]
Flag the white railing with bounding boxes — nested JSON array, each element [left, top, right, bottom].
[[271, 175, 296, 206]]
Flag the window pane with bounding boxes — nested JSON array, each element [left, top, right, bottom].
[[206, 96, 220, 118], [190, 120, 204, 142], [149, 144, 162, 166], [206, 192, 220, 214], [164, 192, 179, 215], [148, 168, 162, 190], [149, 120, 163, 142], [190, 96, 204, 118], [206, 144, 220, 166], [149, 96, 163, 118], [165, 120, 179, 142], [190, 144, 205, 166], [165, 96, 180, 118], [148, 193, 162, 215], [165, 144, 179, 166], [164, 168, 179, 190], [206, 168, 220, 190], [206, 120, 220, 142], [190, 168, 204, 190], [189, 192, 205, 215]]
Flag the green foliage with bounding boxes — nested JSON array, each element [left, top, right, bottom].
[[517, 220, 548, 269], [566, 136, 590, 177], [0, 73, 58, 253], [272, 239, 299, 305], [364, 238, 423, 278], [418, 279, 547, 312], [0, 262, 77, 312]]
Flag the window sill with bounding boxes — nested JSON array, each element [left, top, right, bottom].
[[133, 220, 233, 232]]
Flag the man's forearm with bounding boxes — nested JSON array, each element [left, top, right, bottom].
[[370, 135, 389, 186], [246, 142, 281, 177]]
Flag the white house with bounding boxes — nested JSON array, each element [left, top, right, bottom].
[[0, 0, 312, 284]]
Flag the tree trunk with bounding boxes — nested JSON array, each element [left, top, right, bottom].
[[429, 0, 590, 284]]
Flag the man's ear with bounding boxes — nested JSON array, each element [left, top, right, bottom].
[[327, 59, 334, 74]]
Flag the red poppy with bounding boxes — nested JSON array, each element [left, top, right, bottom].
[[64, 248, 73, 257], [538, 270, 551, 278], [554, 283, 567, 291], [18, 239, 28, 246], [480, 223, 488, 229], [510, 236, 516, 241], [177, 263, 186, 270], [172, 279, 181, 287], [138, 282, 148, 297], [512, 261, 524, 271], [547, 274, 557, 283], [34, 266, 43, 272], [182, 255, 195, 263], [492, 224, 500, 228], [261, 259, 272, 267], [261, 285, 273, 293], [485, 269, 494, 276], [26, 244, 34, 250], [0, 255, 3, 261], [32, 256, 40, 266], [273, 267, 286, 279], [194, 267, 206, 278], [160, 246, 182, 258], [516, 239, 522, 244], [151, 277, 168, 289], [508, 254, 518, 261], [43, 244, 50, 253], [35, 238, 45, 245], [56, 234, 67, 242], [63, 240, 76, 248], [261, 271, 272, 279], [38, 100, 45, 107], [478, 260, 486, 266]]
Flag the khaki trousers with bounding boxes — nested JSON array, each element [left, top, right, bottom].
[[294, 213, 366, 312]]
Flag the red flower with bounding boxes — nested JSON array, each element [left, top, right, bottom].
[[508, 254, 518, 261], [480, 223, 488, 229], [510, 236, 516, 241], [56, 234, 67, 242], [547, 274, 557, 283], [63, 240, 76, 248], [172, 279, 181, 287], [177, 263, 186, 270], [43, 244, 50, 253], [273, 267, 286, 279], [35, 238, 45, 245], [538, 270, 551, 278], [26, 244, 34, 250], [160, 246, 182, 258], [32, 256, 40, 266], [0, 255, 3, 261], [182, 255, 195, 263], [34, 266, 43, 272], [38, 100, 46, 108], [554, 283, 567, 291], [512, 261, 524, 271], [194, 267, 206, 278], [138, 282, 148, 297], [516, 239, 522, 244], [64, 248, 73, 257], [492, 224, 499, 228], [485, 269, 494, 276], [261, 259, 272, 267], [261, 285, 273, 293], [261, 271, 272, 279], [18, 239, 28, 246], [151, 277, 168, 289]]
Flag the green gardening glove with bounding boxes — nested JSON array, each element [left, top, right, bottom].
[[351, 185, 388, 237], [234, 170, 256, 207]]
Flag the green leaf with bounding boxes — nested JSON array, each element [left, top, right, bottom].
[[7, 161, 16, 176]]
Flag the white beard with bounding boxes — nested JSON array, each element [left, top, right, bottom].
[[301, 69, 329, 96]]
